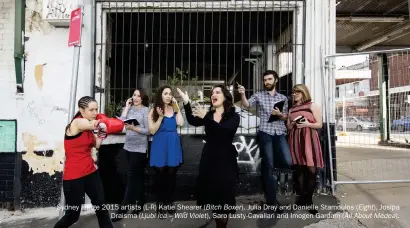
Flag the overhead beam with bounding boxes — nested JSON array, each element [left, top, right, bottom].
[[355, 21, 410, 51], [336, 16, 405, 23], [337, 45, 410, 53]]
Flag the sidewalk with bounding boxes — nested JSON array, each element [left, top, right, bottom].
[[0, 194, 365, 228]]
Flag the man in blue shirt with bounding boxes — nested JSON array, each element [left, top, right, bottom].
[[238, 70, 291, 213]]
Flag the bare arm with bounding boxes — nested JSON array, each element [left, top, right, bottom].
[[94, 136, 103, 149], [73, 118, 99, 131], [148, 109, 164, 135], [176, 111, 184, 127], [240, 94, 250, 108], [241, 94, 257, 109], [309, 103, 323, 129]]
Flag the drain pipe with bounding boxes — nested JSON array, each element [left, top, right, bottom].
[[88, 0, 96, 98], [13, 0, 25, 211], [14, 0, 25, 92]]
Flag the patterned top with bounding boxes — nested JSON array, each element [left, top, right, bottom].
[[247, 91, 288, 136], [120, 106, 150, 153]]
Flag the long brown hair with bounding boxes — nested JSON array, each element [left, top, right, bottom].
[[65, 96, 97, 133], [152, 85, 172, 122]]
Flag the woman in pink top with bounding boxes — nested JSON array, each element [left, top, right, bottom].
[[287, 84, 323, 215]]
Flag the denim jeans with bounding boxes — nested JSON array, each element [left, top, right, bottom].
[[258, 131, 292, 205]]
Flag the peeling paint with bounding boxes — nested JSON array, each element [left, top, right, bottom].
[[22, 133, 64, 175], [34, 64, 44, 90]]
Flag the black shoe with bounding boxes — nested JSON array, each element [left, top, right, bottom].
[[294, 198, 307, 206], [165, 201, 176, 215], [131, 203, 144, 215], [264, 203, 284, 214], [156, 201, 166, 219]]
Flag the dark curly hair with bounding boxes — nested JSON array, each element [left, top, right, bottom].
[[209, 84, 235, 119], [152, 85, 172, 122]]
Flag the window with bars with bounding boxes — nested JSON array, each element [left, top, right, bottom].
[[95, 1, 302, 135]]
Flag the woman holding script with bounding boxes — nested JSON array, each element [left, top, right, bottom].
[[287, 84, 323, 215], [112, 89, 150, 222], [177, 85, 240, 228]]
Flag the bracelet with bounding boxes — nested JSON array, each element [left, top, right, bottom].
[[93, 120, 100, 129]]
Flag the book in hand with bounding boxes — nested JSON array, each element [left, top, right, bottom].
[[116, 116, 140, 126], [267, 100, 286, 123]]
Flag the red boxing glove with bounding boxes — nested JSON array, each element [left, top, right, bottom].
[[99, 118, 124, 134], [96, 114, 109, 120]]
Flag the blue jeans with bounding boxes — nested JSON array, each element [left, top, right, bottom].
[[258, 131, 292, 205]]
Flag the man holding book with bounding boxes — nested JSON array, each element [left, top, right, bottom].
[[238, 70, 292, 213]]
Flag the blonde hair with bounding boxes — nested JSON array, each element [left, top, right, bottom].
[[292, 84, 312, 104]]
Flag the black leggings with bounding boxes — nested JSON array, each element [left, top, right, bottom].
[[54, 171, 113, 228], [294, 165, 317, 204], [154, 166, 178, 204], [120, 151, 147, 209]]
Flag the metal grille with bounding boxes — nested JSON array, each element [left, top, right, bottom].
[[323, 48, 410, 188], [95, 1, 304, 135]]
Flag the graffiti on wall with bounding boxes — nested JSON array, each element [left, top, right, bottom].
[[234, 136, 261, 172], [45, 0, 74, 20], [202, 136, 261, 172]]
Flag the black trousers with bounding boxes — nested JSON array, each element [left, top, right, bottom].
[[54, 171, 113, 228], [120, 150, 147, 208]]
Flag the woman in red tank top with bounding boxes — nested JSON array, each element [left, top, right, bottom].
[[54, 96, 113, 228]]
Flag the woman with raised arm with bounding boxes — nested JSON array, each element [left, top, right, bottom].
[[177, 85, 240, 228], [287, 84, 324, 215], [148, 85, 184, 216], [54, 96, 114, 228]]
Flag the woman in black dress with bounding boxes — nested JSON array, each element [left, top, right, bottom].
[[177, 85, 240, 228]]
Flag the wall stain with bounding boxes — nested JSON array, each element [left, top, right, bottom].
[[21, 133, 64, 175]]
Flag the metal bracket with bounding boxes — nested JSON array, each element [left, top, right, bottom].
[[324, 60, 336, 69], [94, 85, 105, 93]]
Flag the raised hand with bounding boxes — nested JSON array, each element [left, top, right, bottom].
[[237, 83, 245, 95], [156, 107, 164, 117], [192, 105, 207, 119], [126, 98, 133, 108], [176, 88, 190, 104], [97, 122, 107, 139]]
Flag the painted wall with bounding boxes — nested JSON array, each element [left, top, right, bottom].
[[0, 0, 17, 119], [15, 0, 94, 206]]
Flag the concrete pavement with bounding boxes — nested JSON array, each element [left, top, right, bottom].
[[0, 194, 367, 228], [334, 146, 410, 228], [2, 145, 409, 228]]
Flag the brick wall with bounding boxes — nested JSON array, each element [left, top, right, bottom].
[[0, 0, 17, 208], [370, 54, 410, 91], [0, 153, 16, 208], [388, 54, 410, 88]]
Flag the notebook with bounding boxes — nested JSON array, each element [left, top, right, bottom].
[[267, 100, 286, 123], [116, 116, 140, 126]]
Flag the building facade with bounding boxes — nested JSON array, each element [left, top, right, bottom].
[[0, 0, 336, 208]]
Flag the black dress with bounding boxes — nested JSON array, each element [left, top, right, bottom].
[[184, 103, 240, 215]]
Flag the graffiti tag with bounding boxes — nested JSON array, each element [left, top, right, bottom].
[[51, 106, 68, 115], [27, 101, 46, 125], [45, 0, 73, 19], [234, 136, 261, 172]]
